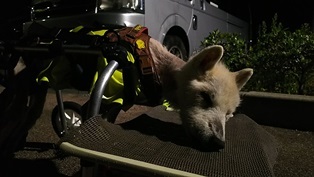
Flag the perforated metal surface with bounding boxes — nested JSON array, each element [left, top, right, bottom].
[[59, 107, 278, 177]]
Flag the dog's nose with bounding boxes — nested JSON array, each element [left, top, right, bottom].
[[210, 136, 225, 149]]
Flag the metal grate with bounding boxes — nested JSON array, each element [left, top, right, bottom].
[[59, 106, 278, 177]]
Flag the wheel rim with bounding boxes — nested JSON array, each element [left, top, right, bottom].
[[63, 109, 82, 129]]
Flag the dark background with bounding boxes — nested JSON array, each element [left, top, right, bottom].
[[0, 0, 314, 42], [221, 0, 314, 43]]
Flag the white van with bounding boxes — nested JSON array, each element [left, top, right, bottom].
[[24, 0, 249, 60]]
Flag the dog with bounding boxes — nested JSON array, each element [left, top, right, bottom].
[[149, 38, 253, 149]]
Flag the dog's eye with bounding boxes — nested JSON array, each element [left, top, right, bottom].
[[200, 91, 213, 108]]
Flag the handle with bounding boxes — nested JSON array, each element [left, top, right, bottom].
[[86, 60, 119, 118]]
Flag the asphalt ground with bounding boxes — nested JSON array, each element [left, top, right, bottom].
[[1, 88, 314, 177]]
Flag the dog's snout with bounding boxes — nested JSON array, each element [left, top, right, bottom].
[[211, 136, 225, 149], [207, 121, 225, 149]]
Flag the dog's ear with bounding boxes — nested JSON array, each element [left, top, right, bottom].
[[189, 45, 224, 73], [234, 68, 253, 89]]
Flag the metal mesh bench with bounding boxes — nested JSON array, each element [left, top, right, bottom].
[[58, 106, 278, 177]]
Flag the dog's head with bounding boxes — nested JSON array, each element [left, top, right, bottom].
[[174, 45, 253, 150]]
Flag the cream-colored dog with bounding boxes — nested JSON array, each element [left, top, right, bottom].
[[149, 38, 253, 149]]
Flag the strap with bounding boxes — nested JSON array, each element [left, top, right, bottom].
[[119, 25, 160, 82], [115, 25, 162, 104], [127, 25, 149, 38]]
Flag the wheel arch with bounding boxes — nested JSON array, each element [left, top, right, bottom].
[[163, 26, 190, 57]]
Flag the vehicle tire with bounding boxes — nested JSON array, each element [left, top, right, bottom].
[[51, 101, 82, 137], [163, 35, 188, 61]]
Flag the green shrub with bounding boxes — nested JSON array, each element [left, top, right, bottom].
[[201, 14, 314, 95], [253, 15, 314, 95]]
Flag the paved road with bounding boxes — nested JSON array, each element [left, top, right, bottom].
[[0, 89, 85, 176]]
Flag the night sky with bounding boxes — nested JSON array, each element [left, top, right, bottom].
[[223, 0, 314, 42], [250, 0, 313, 30]]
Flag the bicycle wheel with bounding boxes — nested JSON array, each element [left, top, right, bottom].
[[51, 101, 82, 137]]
